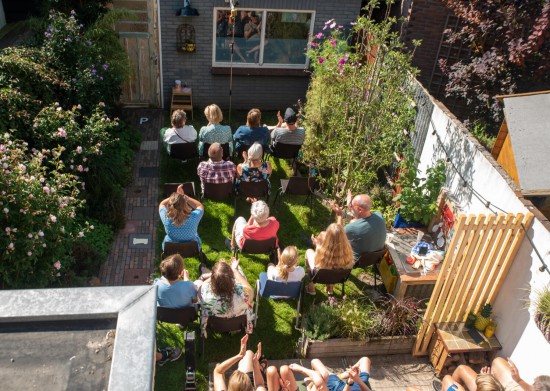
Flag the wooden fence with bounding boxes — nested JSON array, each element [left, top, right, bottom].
[[413, 212, 534, 361]]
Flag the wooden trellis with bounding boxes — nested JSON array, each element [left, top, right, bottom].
[[414, 212, 534, 362]]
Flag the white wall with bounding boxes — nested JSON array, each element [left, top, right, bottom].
[[415, 83, 550, 381], [0, 0, 6, 30]]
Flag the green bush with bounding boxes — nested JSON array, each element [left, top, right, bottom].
[[72, 220, 113, 282]]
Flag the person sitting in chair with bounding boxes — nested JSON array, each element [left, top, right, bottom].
[[270, 107, 305, 148], [154, 254, 197, 308], [236, 143, 272, 194], [160, 109, 197, 155], [227, 199, 279, 252], [267, 246, 304, 283], [330, 190, 386, 261], [233, 108, 270, 154], [197, 143, 236, 193]]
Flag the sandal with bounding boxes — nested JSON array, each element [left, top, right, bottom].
[[306, 286, 316, 296]]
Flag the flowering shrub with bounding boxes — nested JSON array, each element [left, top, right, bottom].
[[0, 134, 89, 288], [302, 5, 419, 200]]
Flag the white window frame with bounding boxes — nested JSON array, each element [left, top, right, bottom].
[[212, 7, 316, 69]]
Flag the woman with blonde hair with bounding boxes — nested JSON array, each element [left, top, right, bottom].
[[159, 184, 204, 250], [233, 108, 270, 154], [267, 246, 305, 283], [305, 223, 354, 295], [198, 104, 233, 157]]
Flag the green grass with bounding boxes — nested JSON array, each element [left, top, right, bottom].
[[154, 110, 374, 390]]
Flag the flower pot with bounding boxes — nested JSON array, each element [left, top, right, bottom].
[[299, 335, 416, 358], [393, 213, 424, 228]]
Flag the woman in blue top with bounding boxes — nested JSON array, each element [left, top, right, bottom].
[[154, 254, 197, 308], [198, 104, 233, 157], [159, 184, 204, 250], [233, 108, 270, 155]]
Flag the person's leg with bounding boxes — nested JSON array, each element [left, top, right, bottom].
[[232, 217, 247, 249], [280, 365, 298, 391], [452, 365, 478, 391], [490, 357, 515, 388], [443, 375, 466, 391], [237, 350, 255, 374], [311, 359, 330, 382], [306, 249, 316, 294], [266, 366, 281, 391]]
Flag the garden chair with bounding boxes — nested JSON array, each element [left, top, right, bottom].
[[163, 182, 196, 199], [168, 142, 199, 162], [202, 181, 234, 202], [156, 306, 198, 333], [353, 245, 388, 290], [199, 314, 247, 357], [272, 176, 319, 213], [234, 237, 278, 263], [254, 272, 303, 329], [163, 241, 208, 264], [265, 142, 302, 171], [201, 142, 231, 161], [309, 268, 352, 298]]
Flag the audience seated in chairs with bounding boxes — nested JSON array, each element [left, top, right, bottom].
[[267, 246, 304, 283], [196, 258, 255, 335], [233, 108, 270, 155], [198, 104, 233, 157], [269, 107, 305, 148], [160, 109, 197, 155], [331, 189, 386, 261], [154, 254, 197, 308], [197, 143, 236, 194], [306, 223, 354, 296], [159, 184, 204, 251], [228, 199, 279, 252], [236, 143, 272, 195]]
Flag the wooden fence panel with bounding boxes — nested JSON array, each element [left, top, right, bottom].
[[413, 212, 534, 357]]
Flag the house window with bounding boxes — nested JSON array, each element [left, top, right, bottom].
[[213, 8, 315, 68]]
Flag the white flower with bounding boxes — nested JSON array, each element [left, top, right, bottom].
[[89, 225, 94, 230], [27, 251, 32, 256], [76, 146, 82, 154], [50, 215, 57, 223], [3, 208, 8, 214], [38, 230, 44, 237], [27, 233, 33, 238]]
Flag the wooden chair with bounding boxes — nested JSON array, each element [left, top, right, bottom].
[[168, 142, 199, 162], [272, 176, 318, 210], [163, 182, 196, 199], [163, 241, 207, 264], [202, 142, 231, 161], [234, 237, 278, 262], [255, 272, 303, 329], [353, 246, 388, 289], [157, 306, 198, 328], [202, 181, 234, 201], [171, 87, 193, 120], [309, 268, 352, 297], [200, 314, 247, 356]]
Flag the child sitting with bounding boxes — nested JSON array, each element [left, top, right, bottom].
[[267, 246, 305, 283]]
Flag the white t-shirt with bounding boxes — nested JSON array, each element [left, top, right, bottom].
[[164, 125, 197, 145], [267, 265, 305, 283]]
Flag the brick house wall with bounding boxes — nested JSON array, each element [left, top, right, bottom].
[[158, 0, 362, 111]]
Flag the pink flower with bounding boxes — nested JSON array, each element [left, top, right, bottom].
[[318, 58, 325, 63], [76, 146, 82, 154], [43, 186, 50, 195], [316, 32, 323, 39], [330, 22, 336, 28], [27, 251, 32, 256], [7, 242, 14, 250], [50, 215, 57, 223], [339, 58, 346, 65], [99, 102, 105, 107], [78, 232, 84, 237], [54, 261, 61, 270], [77, 165, 84, 172], [38, 231, 44, 237], [57, 128, 67, 138], [28, 233, 33, 238], [330, 39, 336, 47], [5, 227, 10, 233]]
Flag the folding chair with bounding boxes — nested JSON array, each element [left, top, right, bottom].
[[202, 142, 231, 161], [163, 241, 208, 264], [202, 181, 234, 201], [157, 306, 198, 329], [234, 237, 278, 262], [266, 142, 302, 171], [163, 182, 196, 199], [168, 142, 199, 162], [272, 176, 319, 210], [309, 268, 352, 297], [200, 314, 247, 356], [353, 245, 388, 289], [238, 180, 269, 200], [255, 272, 303, 329]]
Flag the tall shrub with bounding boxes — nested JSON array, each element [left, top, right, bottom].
[[302, 0, 419, 200]]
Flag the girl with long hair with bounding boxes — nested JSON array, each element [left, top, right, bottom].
[[267, 246, 305, 283]]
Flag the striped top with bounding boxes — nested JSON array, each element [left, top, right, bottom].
[[270, 127, 305, 145]]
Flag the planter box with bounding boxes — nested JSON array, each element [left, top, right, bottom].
[[298, 335, 416, 358]]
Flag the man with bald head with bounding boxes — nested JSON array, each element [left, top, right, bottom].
[[197, 142, 236, 193], [330, 190, 386, 260]]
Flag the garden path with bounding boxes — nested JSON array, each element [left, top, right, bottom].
[[99, 109, 164, 286]]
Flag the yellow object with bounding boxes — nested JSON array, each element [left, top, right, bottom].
[[484, 321, 497, 338], [379, 257, 398, 293]]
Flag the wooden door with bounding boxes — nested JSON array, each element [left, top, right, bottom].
[[113, 0, 160, 107]]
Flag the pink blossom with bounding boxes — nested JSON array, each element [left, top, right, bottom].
[[82, 157, 87, 162], [50, 215, 57, 223], [90, 225, 95, 230], [43, 186, 50, 195], [7, 242, 14, 250], [38, 231, 44, 237], [316, 32, 323, 39], [3, 208, 8, 214], [318, 58, 325, 63], [28, 233, 33, 238], [330, 22, 336, 28], [330, 39, 336, 47], [57, 128, 67, 138], [76, 146, 82, 154], [84, 167, 89, 172], [5, 227, 10, 233], [78, 232, 84, 237], [27, 251, 32, 256], [77, 165, 84, 172], [99, 102, 105, 107], [54, 261, 61, 270]]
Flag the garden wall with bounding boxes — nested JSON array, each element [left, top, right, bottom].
[[412, 81, 550, 382]]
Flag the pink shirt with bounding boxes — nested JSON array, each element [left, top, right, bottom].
[[240, 217, 279, 247]]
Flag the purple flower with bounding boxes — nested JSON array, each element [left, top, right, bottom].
[[66, 37, 72, 43], [339, 58, 346, 65], [102, 64, 108, 70], [99, 76, 103, 81], [86, 41, 92, 46], [44, 32, 52, 38], [330, 39, 336, 47], [316, 32, 323, 39], [318, 58, 325, 64]]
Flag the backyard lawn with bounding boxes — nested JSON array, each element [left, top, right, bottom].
[[154, 110, 378, 390]]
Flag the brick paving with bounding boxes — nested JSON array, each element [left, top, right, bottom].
[[99, 109, 164, 286]]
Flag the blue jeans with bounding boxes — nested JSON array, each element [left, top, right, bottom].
[[326, 372, 371, 391]]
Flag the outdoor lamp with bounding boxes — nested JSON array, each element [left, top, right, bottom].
[[177, 0, 199, 16]]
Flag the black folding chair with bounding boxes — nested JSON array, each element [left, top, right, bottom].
[[353, 246, 388, 289], [309, 268, 352, 297], [272, 176, 319, 210], [157, 306, 198, 329], [163, 241, 208, 264], [200, 314, 247, 356], [202, 142, 231, 161], [266, 142, 302, 171], [238, 180, 269, 200], [255, 272, 303, 329], [234, 237, 278, 262], [163, 182, 196, 199], [169, 142, 199, 162], [202, 181, 234, 201]]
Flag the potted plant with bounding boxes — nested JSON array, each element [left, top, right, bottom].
[[392, 150, 447, 227], [533, 285, 550, 342]]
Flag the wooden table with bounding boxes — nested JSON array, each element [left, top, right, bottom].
[[432, 322, 502, 375], [385, 228, 441, 300]]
